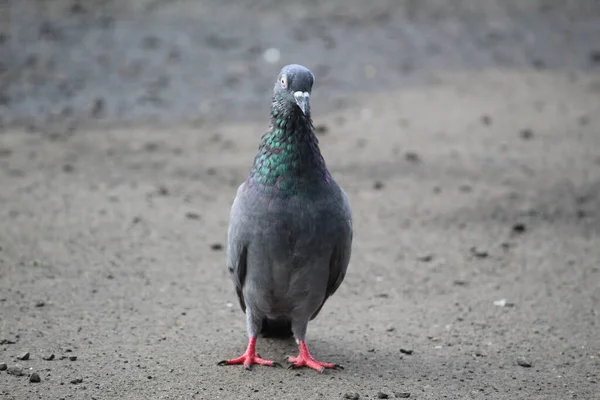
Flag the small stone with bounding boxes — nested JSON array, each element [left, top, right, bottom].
[[0, 362, 6, 370], [493, 299, 507, 307], [417, 254, 433, 262], [29, 372, 41, 383], [315, 124, 328, 135], [512, 223, 526, 234], [394, 393, 411, 398], [404, 152, 420, 163], [344, 392, 360, 400], [17, 352, 30, 361], [7, 366, 23, 376], [210, 243, 223, 251], [69, 356, 77, 361], [42, 354, 55, 361], [400, 348, 413, 355], [185, 212, 201, 220], [35, 301, 45, 307], [480, 115, 492, 126], [373, 181, 384, 190], [519, 129, 534, 140], [70, 377, 83, 384], [470, 247, 488, 258], [517, 357, 532, 368], [377, 392, 389, 399]]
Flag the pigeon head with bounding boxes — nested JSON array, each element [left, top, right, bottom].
[[273, 64, 315, 116]]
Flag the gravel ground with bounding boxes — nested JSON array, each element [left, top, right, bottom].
[[1, 1, 599, 399]]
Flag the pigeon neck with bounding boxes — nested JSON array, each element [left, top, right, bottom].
[[248, 104, 330, 195]]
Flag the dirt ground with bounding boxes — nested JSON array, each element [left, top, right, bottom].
[[1, 1, 600, 399]]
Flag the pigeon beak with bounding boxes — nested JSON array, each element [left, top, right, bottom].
[[294, 91, 310, 115]]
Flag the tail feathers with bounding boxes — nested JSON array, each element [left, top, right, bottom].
[[260, 318, 293, 338]]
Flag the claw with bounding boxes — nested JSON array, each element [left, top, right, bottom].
[[286, 340, 341, 373], [219, 337, 277, 370], [272, 362, 283, 368]]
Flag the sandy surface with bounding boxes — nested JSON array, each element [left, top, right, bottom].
[[1, 1, 600, 399]]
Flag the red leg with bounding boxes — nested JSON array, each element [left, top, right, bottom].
[[287, 340, 343, 373], [218, 336, 281, 370]]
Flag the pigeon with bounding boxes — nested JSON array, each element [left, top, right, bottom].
[[218, 64, 353, 373]]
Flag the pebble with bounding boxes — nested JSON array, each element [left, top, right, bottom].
[[344, 392, 360, 400], [0, 362, 6, 370], [373, 181, 384, 190], [417, 254, 433, 262], [70, 378, 83, 384], [69, 356, 77, 361], [30, 372, 41, 383], [7, 366, 24, 376], [17, 352, 30, 361], [377, 392, 389, 399], [43, 354, 55, 361], [400, 348, 413, 355], [480, 115, 492, 125], [512, 223, 526, 234], [519, 129, 534, 140], [315, 124, 328, 135], [394, 393, 411, 398], [517, 357, 532, 368], [210, 243, 223, 251], [185, 212, 201, 220], [470, 247, 489, 258], [404, 152, 421, 163]]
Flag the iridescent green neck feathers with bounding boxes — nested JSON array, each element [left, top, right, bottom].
[[249, 105, 329, 195]]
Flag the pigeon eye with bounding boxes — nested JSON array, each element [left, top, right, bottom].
[[280, 75, 287, 88]]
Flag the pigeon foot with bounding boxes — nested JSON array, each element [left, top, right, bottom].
[[286, 340, 343, 373], [218, 337, 280, 370]]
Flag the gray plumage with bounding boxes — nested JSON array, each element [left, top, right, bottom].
[[227, 178, 352, 341], [222, 64, 352, 371]]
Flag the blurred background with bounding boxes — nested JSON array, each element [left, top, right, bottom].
[[1, 1, 599, 399], [1, 0, 599, 129]]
